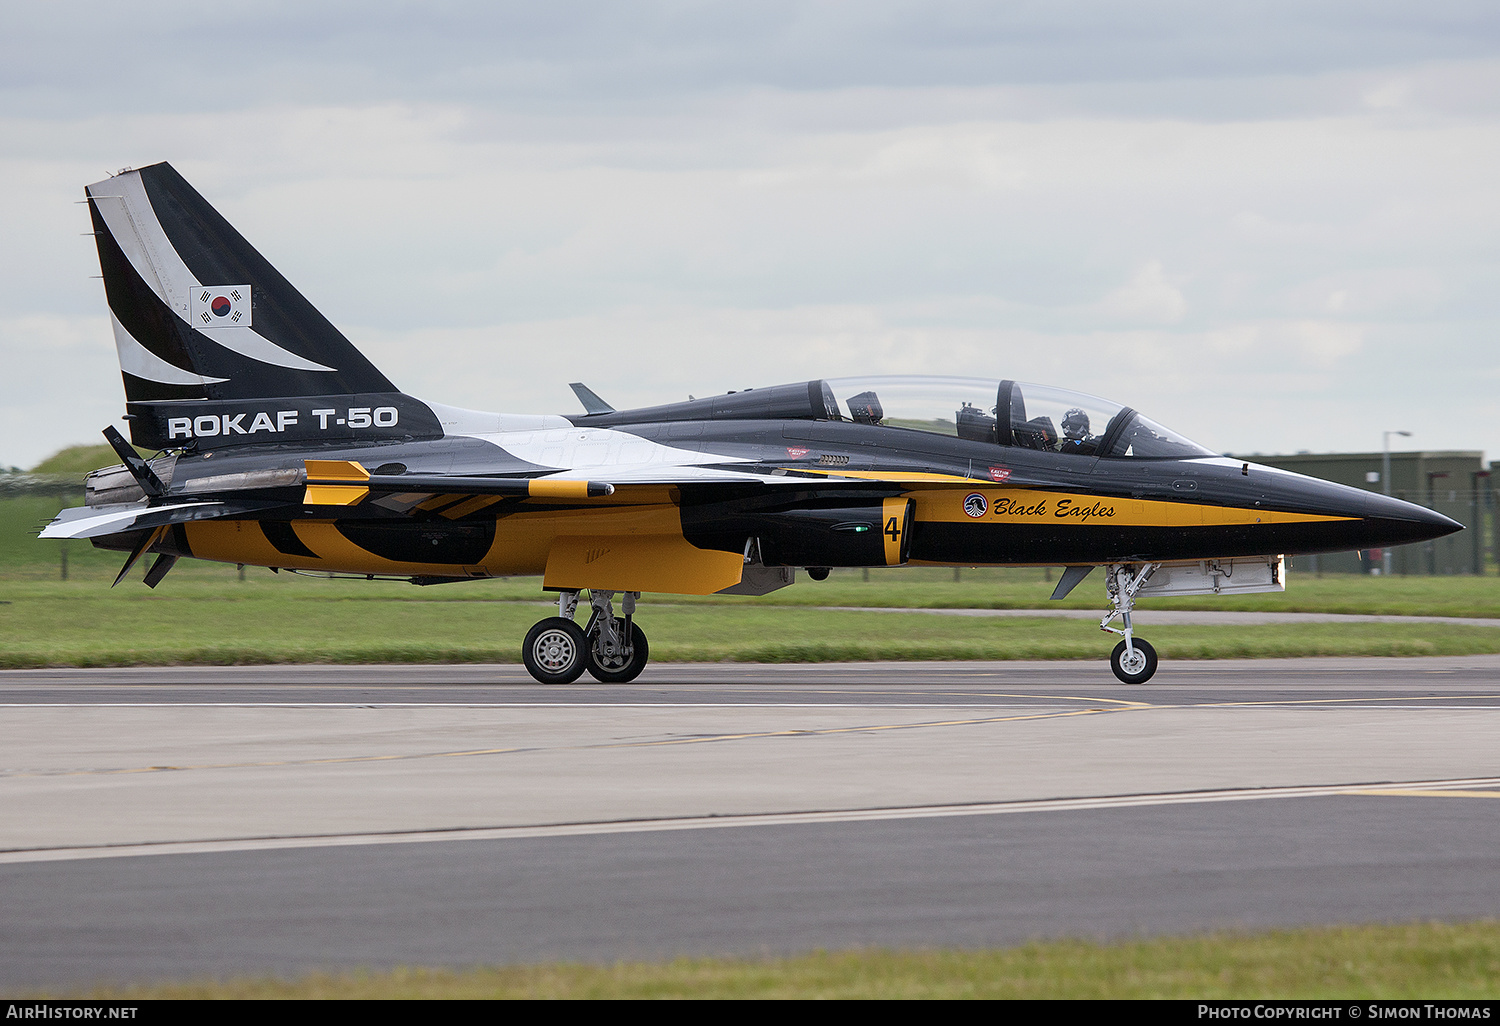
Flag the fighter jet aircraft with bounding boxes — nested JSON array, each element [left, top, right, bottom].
[[42, 163, 1461, 684]]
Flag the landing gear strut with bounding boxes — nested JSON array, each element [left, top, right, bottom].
[[521, 589, 650, 684], [581, 590, 649, 683], [1101, 562, 1161, 684]]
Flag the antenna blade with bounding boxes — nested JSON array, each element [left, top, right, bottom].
[[569, 382, 615, 415]]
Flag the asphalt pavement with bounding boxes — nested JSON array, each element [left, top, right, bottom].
[[2, 656, 1498, 989]]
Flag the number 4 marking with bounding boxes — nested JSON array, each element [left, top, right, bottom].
[[885, 516, 901, 541]]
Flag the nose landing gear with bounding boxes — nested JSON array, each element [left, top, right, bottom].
[[1101, 562, 1161, 684], [521, 589, 650, 684]]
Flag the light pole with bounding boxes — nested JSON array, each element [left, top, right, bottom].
[[1382, 430, 1411, 576]]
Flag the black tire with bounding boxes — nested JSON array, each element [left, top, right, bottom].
[[585, 622, 650, 683], [522, 617, 588, 684], [1110, 638, 1158, 684]]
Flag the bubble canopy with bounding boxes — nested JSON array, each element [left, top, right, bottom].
[[818, 376, 1215, 459]]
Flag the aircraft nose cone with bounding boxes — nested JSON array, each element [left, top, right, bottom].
[[1413, 504, 1464, 539], [1361, 491, 1465, 546]]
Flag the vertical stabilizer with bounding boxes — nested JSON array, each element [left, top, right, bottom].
[[87, 163, 441, 449]]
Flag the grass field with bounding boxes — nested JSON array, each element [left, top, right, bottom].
[[68, 922, 1500, 999], [27, 443, 143, 475], [4, 576, 1500, 667]]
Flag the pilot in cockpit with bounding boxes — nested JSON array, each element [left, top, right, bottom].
[[1058, 408, 1095, 454], [846, 391, 884, 425]]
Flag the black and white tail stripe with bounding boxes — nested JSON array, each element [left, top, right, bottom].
[[86, 162, 397, 403]]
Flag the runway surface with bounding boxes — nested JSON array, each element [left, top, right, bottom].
[[2, 656, 1499, 988]]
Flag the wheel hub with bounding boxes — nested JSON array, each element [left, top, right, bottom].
[[534, 630, 577, 671]]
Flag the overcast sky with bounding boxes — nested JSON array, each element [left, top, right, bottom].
[[3, 1, 1499, 468]]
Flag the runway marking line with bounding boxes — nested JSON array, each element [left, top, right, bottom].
[[1344, 788, 1500, 799], [801, 689, 1153, 708], [1186, 694, 1500, 709], [5, 775, 1499, 865]]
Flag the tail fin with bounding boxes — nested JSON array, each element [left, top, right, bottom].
[[87, 162, 439, 449]]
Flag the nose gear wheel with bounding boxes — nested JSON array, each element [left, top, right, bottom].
[[1110, 638, 1158, 684]]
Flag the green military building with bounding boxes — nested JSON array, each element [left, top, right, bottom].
[[1226, 450, 1490, 575]]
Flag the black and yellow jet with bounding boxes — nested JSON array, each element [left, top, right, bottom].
[[43, 162, 1461, 684]]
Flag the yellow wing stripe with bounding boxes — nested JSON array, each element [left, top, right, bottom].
[[913, 487, 1356, 528]]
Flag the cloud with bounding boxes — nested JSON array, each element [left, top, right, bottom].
[[3, 4, 1500, 469], [1291, 320, 1364, 367], [7, 2, 1500, 117], [1098, 261, 1187, 324], [0, 315, 118, 469]]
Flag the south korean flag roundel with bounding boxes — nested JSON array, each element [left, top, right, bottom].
[[191, 285, 252, 328]]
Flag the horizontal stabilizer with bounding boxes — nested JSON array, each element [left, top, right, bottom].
[[40, 499, 282, 540]]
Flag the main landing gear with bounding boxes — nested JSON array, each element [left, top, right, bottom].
[[522, 589, 649, 684], [1100, 562, 1161, 684]]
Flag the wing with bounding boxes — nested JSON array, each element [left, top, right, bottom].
[[298, 459, 978, 511]]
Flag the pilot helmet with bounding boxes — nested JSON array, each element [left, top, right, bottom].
[[1062, 408, 1090, 439]]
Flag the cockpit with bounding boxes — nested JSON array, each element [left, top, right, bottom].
[[817, 376, 1215, 459]]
